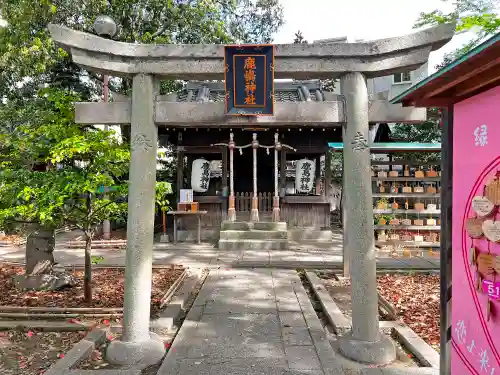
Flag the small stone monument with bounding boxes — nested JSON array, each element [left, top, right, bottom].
[[25, 228, 55, 275]]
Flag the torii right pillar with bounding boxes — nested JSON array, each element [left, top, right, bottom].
[[338, 72, 396, 364]]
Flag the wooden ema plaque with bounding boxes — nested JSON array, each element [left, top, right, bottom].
[[472, 196, 495, 217], [482, 220, 500, 242], [466, 217, 484, 238], [485, 175, 500, 205], [476, 253, 498, 279]]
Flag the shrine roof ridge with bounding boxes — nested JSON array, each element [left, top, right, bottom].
[[176, 80, 327, 103]]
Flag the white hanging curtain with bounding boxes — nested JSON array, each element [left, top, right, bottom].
[[191, 159, 211, 193], [295, 159, 315, 193]]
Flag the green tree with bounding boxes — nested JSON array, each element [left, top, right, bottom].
[[0, 88, 130, 303], [391, 0, 500, 149], [0, 0, 284, 102], [414, 0, 500, 69], [155, 181, 173, 235]]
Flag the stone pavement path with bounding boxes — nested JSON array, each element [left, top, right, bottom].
[[157, 268, 345, 375], [0, 245, 440, 270]]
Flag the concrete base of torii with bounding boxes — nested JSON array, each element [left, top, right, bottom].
[[338, 334, 396, 365], [106, 332, 166, 367]]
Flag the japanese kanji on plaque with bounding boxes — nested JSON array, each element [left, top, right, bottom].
[[223, 45, 275, 116]]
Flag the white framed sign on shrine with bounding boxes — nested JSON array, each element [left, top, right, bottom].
[[223, 44, 275, 116]]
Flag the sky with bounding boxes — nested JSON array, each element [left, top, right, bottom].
[[272, 0, 477, 73]]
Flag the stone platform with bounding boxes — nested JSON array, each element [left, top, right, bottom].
[[218, 221, 289, 250]]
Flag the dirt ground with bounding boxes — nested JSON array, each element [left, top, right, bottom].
[[318, 271, 440, 351], [0, 264, 184, 313], [0, 330, 85, 375]]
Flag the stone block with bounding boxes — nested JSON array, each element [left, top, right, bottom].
[[219, 230, 288, 240], [45, 329, 106, 375], [305, 272, 351, 332], [187, 336, 285, 359], [203, 298, 278, 314], [392, 324, 440, 368], [218, 239, 288, 250], [26, 229, 55, 274], [169, 357, 289, 375], [196, 313, 281, 340], [253, 222, 287, 231], [284, 346, 322, 370], [288, 229, 333, 242], [221, 221, 252, 231]]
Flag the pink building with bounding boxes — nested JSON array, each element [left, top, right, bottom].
[[392, 33, 500, 375]]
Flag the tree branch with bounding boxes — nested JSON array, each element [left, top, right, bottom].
[[151, 23, 170, 39]]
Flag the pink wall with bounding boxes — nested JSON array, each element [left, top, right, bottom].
[[452, 84, 500, 374]]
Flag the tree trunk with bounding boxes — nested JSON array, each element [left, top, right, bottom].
[[84, 192, 93, 303], [162, 210, 166, 234], [84, 233, 92, 303]]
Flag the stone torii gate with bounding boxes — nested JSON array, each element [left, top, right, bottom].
[[49, 22, 454, 367]]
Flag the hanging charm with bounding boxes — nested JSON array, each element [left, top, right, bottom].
[[470, 245, 477, 266], [476, 272, 483, 291], [485, 172, 500, 205], [472, 196, 495, 217], [487, 299, 493, 322], [466, 217, 484, 238], [482, 219, 500, 242]]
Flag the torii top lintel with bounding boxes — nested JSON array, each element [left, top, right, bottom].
[[48, 23, 455, 80]]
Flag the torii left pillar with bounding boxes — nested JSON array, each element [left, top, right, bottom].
[[106, 74, 165, 366]]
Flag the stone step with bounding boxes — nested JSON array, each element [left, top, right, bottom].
[[218, 239, 288, 250], [220, 221, 287, 231], [220, 221, 252, 231], [253, 222, 287, 231], [289, 241, 340, 250], [219, 230, 288, 240], [288, 229, 333, 242]]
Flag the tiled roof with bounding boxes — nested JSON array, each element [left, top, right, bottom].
[[176, 80, 326, 103]]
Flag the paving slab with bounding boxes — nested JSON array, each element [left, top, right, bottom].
[[360, 368, 439, 375], [0, 234, 440, 270], [157, 268, 348, 375]]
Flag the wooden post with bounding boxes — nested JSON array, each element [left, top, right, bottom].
[[250, 133, 259, 222], [440, 105, 453, 375], [272, 132, 280, 222], [176, 132, 184, 205], [221, 146, 228, 219], [280, 148, 287, 197], [325, 150, 332, 198], [197, 215, 201, 244], [315, 157, 322, 195], [228, 133, 236, 221]]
